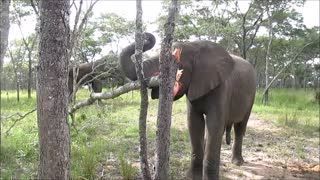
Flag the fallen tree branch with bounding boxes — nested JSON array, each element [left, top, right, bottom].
[[2, 77, 159, 133], [4, 108, 37, 136], [69, 76, 160, 114]]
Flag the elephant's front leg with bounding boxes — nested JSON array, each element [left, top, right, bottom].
[[203, 112, 224, 180], [186, 103, 205, 180]]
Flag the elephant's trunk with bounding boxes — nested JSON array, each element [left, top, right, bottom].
[[119, 32, 156, 81]]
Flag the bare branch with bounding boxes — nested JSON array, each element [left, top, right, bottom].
[[30, 0, 39, 16], [246, 14, 263, 52], [69, 0, 98, 59], [262, 41, 317, 99], [3, 108, 37, 136], [69, 77, 160, 114]]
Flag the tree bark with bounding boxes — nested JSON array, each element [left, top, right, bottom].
[[135, 0, 152, 179], [263, 6, 273, 105], [37, 0, 70, 179], [0, 0, 10, 69], [8, 48, 22, 102], [154, 0, 179, 179], [0, 0, 11, 138]]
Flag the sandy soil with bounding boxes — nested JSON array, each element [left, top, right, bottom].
[[99, 114, 319, 179], [221, 114, 320, 180]]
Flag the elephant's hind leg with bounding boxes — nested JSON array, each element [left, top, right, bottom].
[[231, 111, 251, 166], [92, 79, 103, 105]]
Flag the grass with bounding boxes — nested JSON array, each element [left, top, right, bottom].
[[253, 88, 319, 135], [1, 88, 319, 179], [119, 153, 138, 180]]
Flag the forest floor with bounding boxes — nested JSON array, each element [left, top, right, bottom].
[[1, 89, 319, 179], [221, 114, 320, 180], [99, 111, 319, 180]]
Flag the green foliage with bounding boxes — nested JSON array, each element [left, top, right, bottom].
[[73, 12, 136, 62], [119, 153, 138, 180], [1, 88, 319, 178], [296, 143, 306, 159]]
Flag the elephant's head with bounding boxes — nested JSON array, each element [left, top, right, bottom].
[[119, 33, 235, 102], [119, 32, 157, 81], [170, 41, 235, 101]]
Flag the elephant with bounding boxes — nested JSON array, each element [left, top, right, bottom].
[[68, 59, 106, 97], [119, 33, 256, 179]]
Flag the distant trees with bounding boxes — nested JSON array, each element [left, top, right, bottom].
[[156, 0, 320, 102]]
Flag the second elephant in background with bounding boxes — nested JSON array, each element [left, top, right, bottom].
[[68, 60, 105, 97]]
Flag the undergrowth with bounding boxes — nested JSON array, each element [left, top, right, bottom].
[[253, 88, 319, 135], [1, 88, 318, 179]]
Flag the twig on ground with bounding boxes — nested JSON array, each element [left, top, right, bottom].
[[4, 108, 37, 136]]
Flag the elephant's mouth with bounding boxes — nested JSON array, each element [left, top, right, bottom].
[[173, 69, 183, 97], [150, 47, 184, 99]]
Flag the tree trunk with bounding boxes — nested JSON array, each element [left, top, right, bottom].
[[37, 0, 70, 179], [0, 0, 11, 136], [0, 0, 10, 69], [9, 49, 21, 102], [16, 73, 20, 102], [261, 42, 315, 99], [154, 0, 179, 179], [135, 1, 152, 179], [26, 37, 37, 99], [28, 53, 32, 98], [262, 6, 272, 105]]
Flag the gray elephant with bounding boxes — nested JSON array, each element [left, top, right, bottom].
[[119, 33, 256, 179], [68, 60, 105, 96]]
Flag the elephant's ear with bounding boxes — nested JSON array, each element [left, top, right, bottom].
[[184, 41, 235, 101]]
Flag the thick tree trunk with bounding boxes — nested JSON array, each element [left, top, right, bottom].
[[135, 0, 152, 179], [0, 0, 10, 68], [37, 0, 70, 179], [154, 0, 179, 179], [0, 0, 11, 136]]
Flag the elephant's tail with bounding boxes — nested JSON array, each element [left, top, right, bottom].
[[226, 125, 232, 145]]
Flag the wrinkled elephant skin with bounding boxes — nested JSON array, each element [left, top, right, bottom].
[[119, 33, 256, 179]]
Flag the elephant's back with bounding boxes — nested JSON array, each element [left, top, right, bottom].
[[227, 55, 256, 123], [230, 55, 256, 92]]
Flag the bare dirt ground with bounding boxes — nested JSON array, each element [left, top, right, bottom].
[[100, 113, 319, 179], [221, 114, 320, 180]]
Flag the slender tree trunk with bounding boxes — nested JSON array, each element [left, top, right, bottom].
[[154, 0, 179, 179], [134, 0, 152, 179], [26, 37, 37, 99], [9, 49, 21, 102], [16, 73, 20, 102], [28, 54, 32, 98], [261, 42, 315, 99], [37, 0, 70, 179], [263, 7, 272, 105]]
